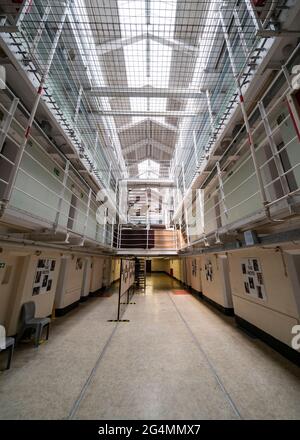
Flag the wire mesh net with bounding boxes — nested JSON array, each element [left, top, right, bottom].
[[1, 0, 263, 189]]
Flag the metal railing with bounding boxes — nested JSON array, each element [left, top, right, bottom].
[[0, 1, 125, 190], [175, 42, 300, 248], [117, 225, 178, 251], [0, 81, 115, 248]]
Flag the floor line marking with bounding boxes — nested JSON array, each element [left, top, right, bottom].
[[67, 321, 119, 420], [167, 292, 243, 420]]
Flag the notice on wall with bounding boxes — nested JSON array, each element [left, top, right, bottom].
[[120, 259, 135, 295], [204, 260, 213, 282], [241, 258, 267, 301], [32, 259, 56, 296], [192, 259, 197, 277]]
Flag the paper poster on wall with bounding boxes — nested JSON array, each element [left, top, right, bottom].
[[192, 259, 197, 277], [241, 258, 266, 301], [204, 260, 213, 282], [120, 259, 135, 296], [75, 258, 83, 270], [32, 259, 56, 296]]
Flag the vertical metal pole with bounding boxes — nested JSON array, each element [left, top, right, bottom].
[[146, 188, 149, 226], [117, 223, 120, 249], [164, 193, 168, 226], [74, 86, 83, 125], [82, 188, 92, 241], [176, 177, 180, 207], [282, 65, 293, 89], [219, 8, 269, 210], [206, 90, 215, 133], [233, 8, 249, 58], [182, 163, 186, 194], [93, 131, 99, 157], [54, 160, 70, 230], [127, 271, 130, 304], [172, 187, 175, 215], [110, 218, 115, 248], [258, 101, 291, 196], [146, 188, 149, 250], [146, 226, 149, 250], [107, 162, 112, 187], [216, 161, 228, 219], [197, 188, 204, 235], [185, 207, 190, 246], [179, 220, 183, 249], [102, 209, 107, 244], [117, 259, 123, 321], [193, 130, 199, 167], [1, 1, 69, 209]]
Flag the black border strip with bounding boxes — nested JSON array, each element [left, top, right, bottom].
[[235, 316, 300, 367]]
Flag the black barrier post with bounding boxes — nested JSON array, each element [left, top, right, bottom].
[[108, 258, 136, 322], [127, 283, 130, 305], [117, 258, 123, 321]]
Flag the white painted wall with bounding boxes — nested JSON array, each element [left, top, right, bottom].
[[110, 258, 121, 283], [168, 258, 184, 281], [90, 257, 104, 292], [81, 257, 92, 298], [151, 258, 170, 272], [0, 253, 24, 331], [1, 251, 61, 335], [187, 256, 202, 292], [228, 247, 300, 346], [200, 254, 233, 308], [102, 258, 112, 287], [55, 256, 84, 310]]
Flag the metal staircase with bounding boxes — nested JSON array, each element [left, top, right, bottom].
[[135, 258, 146, 291]]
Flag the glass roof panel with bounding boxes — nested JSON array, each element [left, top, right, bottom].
[[138, 159, 160, 178], [150, 0, 177, 38], [120, 1, 176, 128], [150, 41, 172, 89], [37, 0, 256, 183], [123, 40, 147, 88], [118, 0, 146, 37]]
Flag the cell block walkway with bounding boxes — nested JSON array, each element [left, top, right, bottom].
[[0, 274, 300, 419]]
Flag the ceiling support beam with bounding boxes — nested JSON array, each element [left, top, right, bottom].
[[95, 110, 202, 117], [149, 33, 199, 54], [96, 34, 145, 55], [122, 139, 174, 155], [95, 32, 199, 56], [117, 118, 179, 133], [87, 87, 204, 99]]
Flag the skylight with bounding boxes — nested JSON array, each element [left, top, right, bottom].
[[118, 0, 146, 38], [138, 159, 160, 179], [118, 0, 177, 125]]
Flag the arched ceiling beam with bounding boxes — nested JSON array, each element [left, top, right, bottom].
[[117, 118, 178, 133], [86, 86, 204, 99], [122, 139, 174, 156], [95, 33, 199, 57]]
